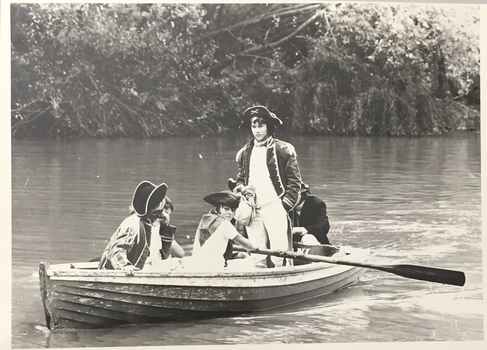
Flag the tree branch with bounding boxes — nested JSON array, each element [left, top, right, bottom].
[[200, 4, 322, 41], [239, 53, 296, 75], [210, 7, 326, 75]]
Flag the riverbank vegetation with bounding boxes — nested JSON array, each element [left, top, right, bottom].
[[11, 3, 480, 138]]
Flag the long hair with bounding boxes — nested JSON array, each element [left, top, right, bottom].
[[164, 197, 174, 211]]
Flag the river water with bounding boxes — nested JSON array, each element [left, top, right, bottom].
[[10, 133, 483, 348]]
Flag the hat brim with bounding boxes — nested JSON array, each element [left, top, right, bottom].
[[203, 191, 239, 209], [239, 113, 283, 129], [132, 181, 168, 216], [240, 106, 283, 129], [147, 183, 168, 212]]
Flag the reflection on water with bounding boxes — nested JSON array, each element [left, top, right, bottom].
[[11, 133, 482, 348]]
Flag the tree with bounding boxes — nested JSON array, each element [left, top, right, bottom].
[[11, 3, 479, 138]]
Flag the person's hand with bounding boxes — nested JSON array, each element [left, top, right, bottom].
[[121, 264, 139, 276], [292, 230, 302, 241], [292, 227, 307, 243], [234, 184, 245, 193], [160, 211, 170, 225], [292, 227, 308, 236], [234, 191, 244, 200], [242, 187, 256, 202], [234, 252, 250, 259]]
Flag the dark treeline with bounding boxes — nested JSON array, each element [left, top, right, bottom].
[[11, 3, 480, 138]]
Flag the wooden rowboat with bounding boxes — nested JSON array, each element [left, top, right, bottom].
[[38, 246, 370, 331]]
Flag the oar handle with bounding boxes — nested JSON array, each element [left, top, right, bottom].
[[235, 246, 358, 266]]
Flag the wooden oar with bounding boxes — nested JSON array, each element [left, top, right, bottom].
[[234, 246, 466, 287]]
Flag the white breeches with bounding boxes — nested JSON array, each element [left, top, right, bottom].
[[246, 199, 292, 268]]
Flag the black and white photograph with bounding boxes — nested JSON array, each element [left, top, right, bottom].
[[3, 1, 484, 349]]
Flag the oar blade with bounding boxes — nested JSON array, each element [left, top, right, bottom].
[[382, 264, 466, 287]]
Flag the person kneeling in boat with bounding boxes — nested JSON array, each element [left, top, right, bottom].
[[98, 181, 172, 276], [186, 191, 259, 272], [290, 183, 343, 259], [291, 183, 331, 246]]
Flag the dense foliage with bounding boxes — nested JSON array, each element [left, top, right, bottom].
[[11, 3, 480, 138]]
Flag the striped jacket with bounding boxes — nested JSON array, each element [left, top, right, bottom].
[[98, 214, 151, 270], [235, 137, 302, 212]]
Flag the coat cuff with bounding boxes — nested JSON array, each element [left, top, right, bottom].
[[282, 197, 294, 212]]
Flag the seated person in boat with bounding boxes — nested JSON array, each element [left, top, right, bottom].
[[158, 197, 185, 259], [98, 181, 171, 275], [144, 197, 185, 271], [187, 191, 258, 271], [291, 183, 331, 246]]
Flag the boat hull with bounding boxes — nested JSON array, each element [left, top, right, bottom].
[[39, 247, 369, 331]]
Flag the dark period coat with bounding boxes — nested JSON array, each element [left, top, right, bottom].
[[292, 195, 331, 245], [235, 137, 302, 211]]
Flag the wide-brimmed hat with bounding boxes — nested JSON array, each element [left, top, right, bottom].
[[132, 181, 168, 216], [203, 190, 240, 209], [240, 105, 283, 129]]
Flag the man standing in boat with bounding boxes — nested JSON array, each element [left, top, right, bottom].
[[98, 181, 173, 275], [234, 105, 302, 268]]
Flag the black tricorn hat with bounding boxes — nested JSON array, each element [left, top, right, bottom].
[[240, 105, 283, 129], [203, 190, 240, 209], [132, 181, 168, 216]]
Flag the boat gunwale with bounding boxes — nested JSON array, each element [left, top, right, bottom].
[[40, 248, 370, 282]]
